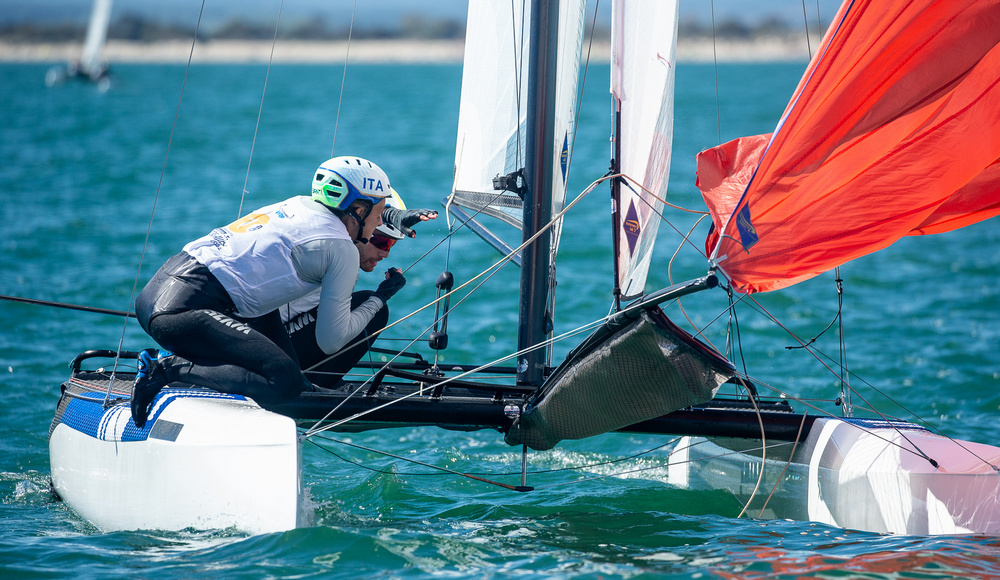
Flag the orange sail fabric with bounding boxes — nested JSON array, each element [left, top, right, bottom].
[[697, 0, 1000, 294]]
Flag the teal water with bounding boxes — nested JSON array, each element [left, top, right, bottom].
[[2, 59, 999, 578]]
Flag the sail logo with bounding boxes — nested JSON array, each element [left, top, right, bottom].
[[623, 200, 641, 256], [206, 311, 253, 335], [560, 133, 569, 183], [736, 204, 759, 250]]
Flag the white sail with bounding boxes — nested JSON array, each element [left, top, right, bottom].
[[79, 0, 114, 77], [611, 0, 679, 300], [450, 0, 585, 256]]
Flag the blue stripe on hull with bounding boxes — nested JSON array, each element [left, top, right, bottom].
[[59, 389, 248, 442]]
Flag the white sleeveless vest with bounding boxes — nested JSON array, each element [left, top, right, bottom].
[[183, 196, 350, 318]]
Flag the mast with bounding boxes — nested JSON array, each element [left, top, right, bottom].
[[517, 0, 559, 387]]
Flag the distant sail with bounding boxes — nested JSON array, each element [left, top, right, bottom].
[[611, 0, 679, 300], [79, 0, 114, 78], [697, 0, 1000, 294], [450, 0, 586, 258]]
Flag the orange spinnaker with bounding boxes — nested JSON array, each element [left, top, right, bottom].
[[697, 0, 1000, 294]]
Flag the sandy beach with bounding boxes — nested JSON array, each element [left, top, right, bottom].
[[0, 36, 812, 65]]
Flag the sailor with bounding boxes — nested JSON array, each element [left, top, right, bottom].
[[281, 188, 437, 389], [130, 156, 429, 427]]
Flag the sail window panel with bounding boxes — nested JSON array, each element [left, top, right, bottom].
[[450, 190, 525, 230]]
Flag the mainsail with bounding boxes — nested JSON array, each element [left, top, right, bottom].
[[611, 0, 679, 300], [697, 0, 1000, 294], [449, 0, 586, 260]]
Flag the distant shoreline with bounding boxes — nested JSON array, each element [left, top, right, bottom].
[[0, 36, 813, 65]]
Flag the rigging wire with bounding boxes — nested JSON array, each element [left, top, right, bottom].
[[307, 430, 682, 479], [237, 0, 284, 219], [666, 214, 718, 349], [510, 0, 525, 170], [746, 366, 944, 470], [800, 0, 813, 59], [710, 0, 722, 146], [743, 334, 948, 471], [757, 410, 809, 518], [836, 271, 852, 416], [724, 284, 753, 395], [784, 274, 841, 351], [0, 294, 134, 318], [568, 0, 602, 193], [472, 138, 1000, 478], [310, 427, 805, 499], [329, 0, 357, 157], [104, 0, 207, 405], [314, 436, 531, 491], [735, 378, 766, 520]]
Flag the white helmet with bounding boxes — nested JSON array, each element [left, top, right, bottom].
[[311, 156, 391, 210]]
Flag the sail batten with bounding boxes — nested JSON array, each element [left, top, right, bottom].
[[699, 0, 1000, 294]]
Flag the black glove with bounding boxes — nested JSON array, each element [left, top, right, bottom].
[[373, 267, 406, 303], [382, 206, 438, 238]]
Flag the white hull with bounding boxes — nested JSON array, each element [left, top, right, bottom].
[[50, 386, 302, 535], [667, 417, 1000, 535]]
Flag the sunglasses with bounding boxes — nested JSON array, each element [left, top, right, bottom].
[[370, 234, 397, 252]]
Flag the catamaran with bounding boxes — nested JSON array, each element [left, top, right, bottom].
[[46, 0, 1000, 536]]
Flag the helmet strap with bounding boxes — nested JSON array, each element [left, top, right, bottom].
[[347, 202, 375, 244]]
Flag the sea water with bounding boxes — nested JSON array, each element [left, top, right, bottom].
[[1, 59, 999, 578]]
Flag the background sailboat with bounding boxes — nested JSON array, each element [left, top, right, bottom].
[[45, 0, 114, 91]]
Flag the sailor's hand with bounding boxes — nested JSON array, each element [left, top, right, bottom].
[[373, 267, 406, 303], [382, 206, 438, 238]]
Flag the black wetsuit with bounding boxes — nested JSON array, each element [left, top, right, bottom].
[[135, 252, 312, 405], [284, 290, 389, 389]]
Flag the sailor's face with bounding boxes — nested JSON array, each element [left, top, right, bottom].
[[358, 238, 389, 272], [361, 199, 386, 241]]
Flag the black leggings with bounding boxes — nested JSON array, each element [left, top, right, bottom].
[[135, 252, 313, 405], [286, 290, 389, 388]]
